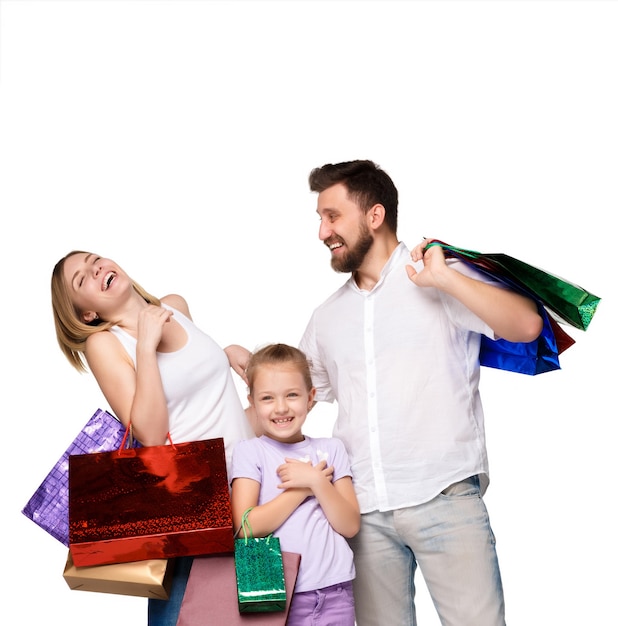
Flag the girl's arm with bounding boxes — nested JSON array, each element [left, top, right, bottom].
[[231, 476, 311, 538], [277, 458, 360, 538]]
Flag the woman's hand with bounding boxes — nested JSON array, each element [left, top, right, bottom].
[[224, 344, 252, 385], [136, 305, 173, 352]]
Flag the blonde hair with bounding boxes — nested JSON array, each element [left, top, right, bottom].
[[51, 251, 160, 372], [246, 343, 313, 394]]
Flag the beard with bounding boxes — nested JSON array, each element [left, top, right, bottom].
[[330, 222, 374, 273]]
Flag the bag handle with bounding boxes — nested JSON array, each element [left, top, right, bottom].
[[234, 507, 273, 545], [118, 423, 175, 451]]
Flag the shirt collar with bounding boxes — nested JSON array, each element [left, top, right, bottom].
[[349, 241, 408, 294]]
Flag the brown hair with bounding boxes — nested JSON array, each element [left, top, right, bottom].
[[246, 343, 313, 395], [51, 251, 160, 372], [308, 159, 399, 233]]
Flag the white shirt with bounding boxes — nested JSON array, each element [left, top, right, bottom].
[[299, 242, 500, 513]]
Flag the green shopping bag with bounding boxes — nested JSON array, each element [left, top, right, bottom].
[[234, 508, 286, 613], [424, 240, 601, 375], [427, 240, 601, 331]]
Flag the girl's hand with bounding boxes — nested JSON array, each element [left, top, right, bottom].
[[276, 458, 333, 491]]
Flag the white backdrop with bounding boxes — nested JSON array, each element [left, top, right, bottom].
[[1, 1, 615, 624]]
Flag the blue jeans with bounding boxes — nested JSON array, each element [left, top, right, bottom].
[[147, 556, 193, 625], [286, 580, 356, 626], [347, 476, 506, 626]]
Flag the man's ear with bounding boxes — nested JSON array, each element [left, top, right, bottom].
[[366, 203, 386, 231]]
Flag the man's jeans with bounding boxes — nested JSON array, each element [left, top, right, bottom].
[[347, 476, 506, 626]]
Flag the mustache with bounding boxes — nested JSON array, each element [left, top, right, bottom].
[[324, 237, 344, 247]]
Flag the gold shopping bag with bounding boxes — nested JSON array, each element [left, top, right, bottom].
[[63, 550, 174, 599]]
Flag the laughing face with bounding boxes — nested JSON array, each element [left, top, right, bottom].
[[62, 252, 129, 323], [249, 363, 316, 444], [317, 183, 375, 274]]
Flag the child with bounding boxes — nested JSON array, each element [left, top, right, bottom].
[[231, 343, 360, 626]]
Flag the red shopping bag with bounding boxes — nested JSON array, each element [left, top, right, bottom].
[[69, 435, 233, 567]]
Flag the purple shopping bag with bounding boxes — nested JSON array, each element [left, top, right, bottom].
[[21, 408, 137, 546]]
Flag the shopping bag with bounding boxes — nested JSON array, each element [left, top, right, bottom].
[[427, 240, 601, 330], [69, 434, 233, 567], [22, 408, 137, 546], [234, 508, 286, 613], [63, 550, 174, 599], [426, 240, 601, 375], [478, 307, 565, 375], [177, 552, 301, 625]]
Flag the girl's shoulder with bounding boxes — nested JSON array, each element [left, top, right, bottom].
[[307, 436, 346, 453]]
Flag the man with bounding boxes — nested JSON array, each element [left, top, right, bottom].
[[299, 160, 542, 625]]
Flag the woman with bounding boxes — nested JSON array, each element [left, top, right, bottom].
[[51, 250, 256, 624]]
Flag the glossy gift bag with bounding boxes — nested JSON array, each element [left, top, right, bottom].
[[69, 435, 233, 567], [426, 240, 601, 375], [63, 550, 174, 599], [234, 508, 286, 613], [22, 408, 135, 546]]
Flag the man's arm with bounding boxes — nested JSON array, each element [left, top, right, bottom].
[[406, 240, 543, 342]]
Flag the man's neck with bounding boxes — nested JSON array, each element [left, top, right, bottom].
[[353, 238, 400, 291]]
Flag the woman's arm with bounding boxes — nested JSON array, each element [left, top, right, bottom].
[[84, 304, 173, 445], [224, 344, 251, 385]]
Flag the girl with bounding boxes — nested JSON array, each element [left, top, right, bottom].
[[231, 343, 360, 626]]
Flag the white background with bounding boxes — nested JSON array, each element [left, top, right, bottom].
[[1, 1, 615, 624]]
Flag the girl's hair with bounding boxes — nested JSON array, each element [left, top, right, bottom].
[[246, 343, 313, 394], [51, 250, 160, 372]]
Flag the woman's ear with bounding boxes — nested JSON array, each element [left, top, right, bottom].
[[82, 311, 98, 323]]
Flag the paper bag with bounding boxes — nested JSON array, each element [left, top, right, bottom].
[[63, 550, 174, 599], [177, 552, 301, 625]]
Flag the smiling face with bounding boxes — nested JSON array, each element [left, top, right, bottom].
[[317, 182, 375, 274], [249, 363, 316, 444], [62, 252, 130, 323]]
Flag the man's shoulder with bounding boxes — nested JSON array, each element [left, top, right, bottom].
[[311, 278, 354, 312]]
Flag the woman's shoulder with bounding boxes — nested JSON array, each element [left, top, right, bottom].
[[85, 327, 120, 349], [84, 327, 133, 368], [161, 294, 191, 317]]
